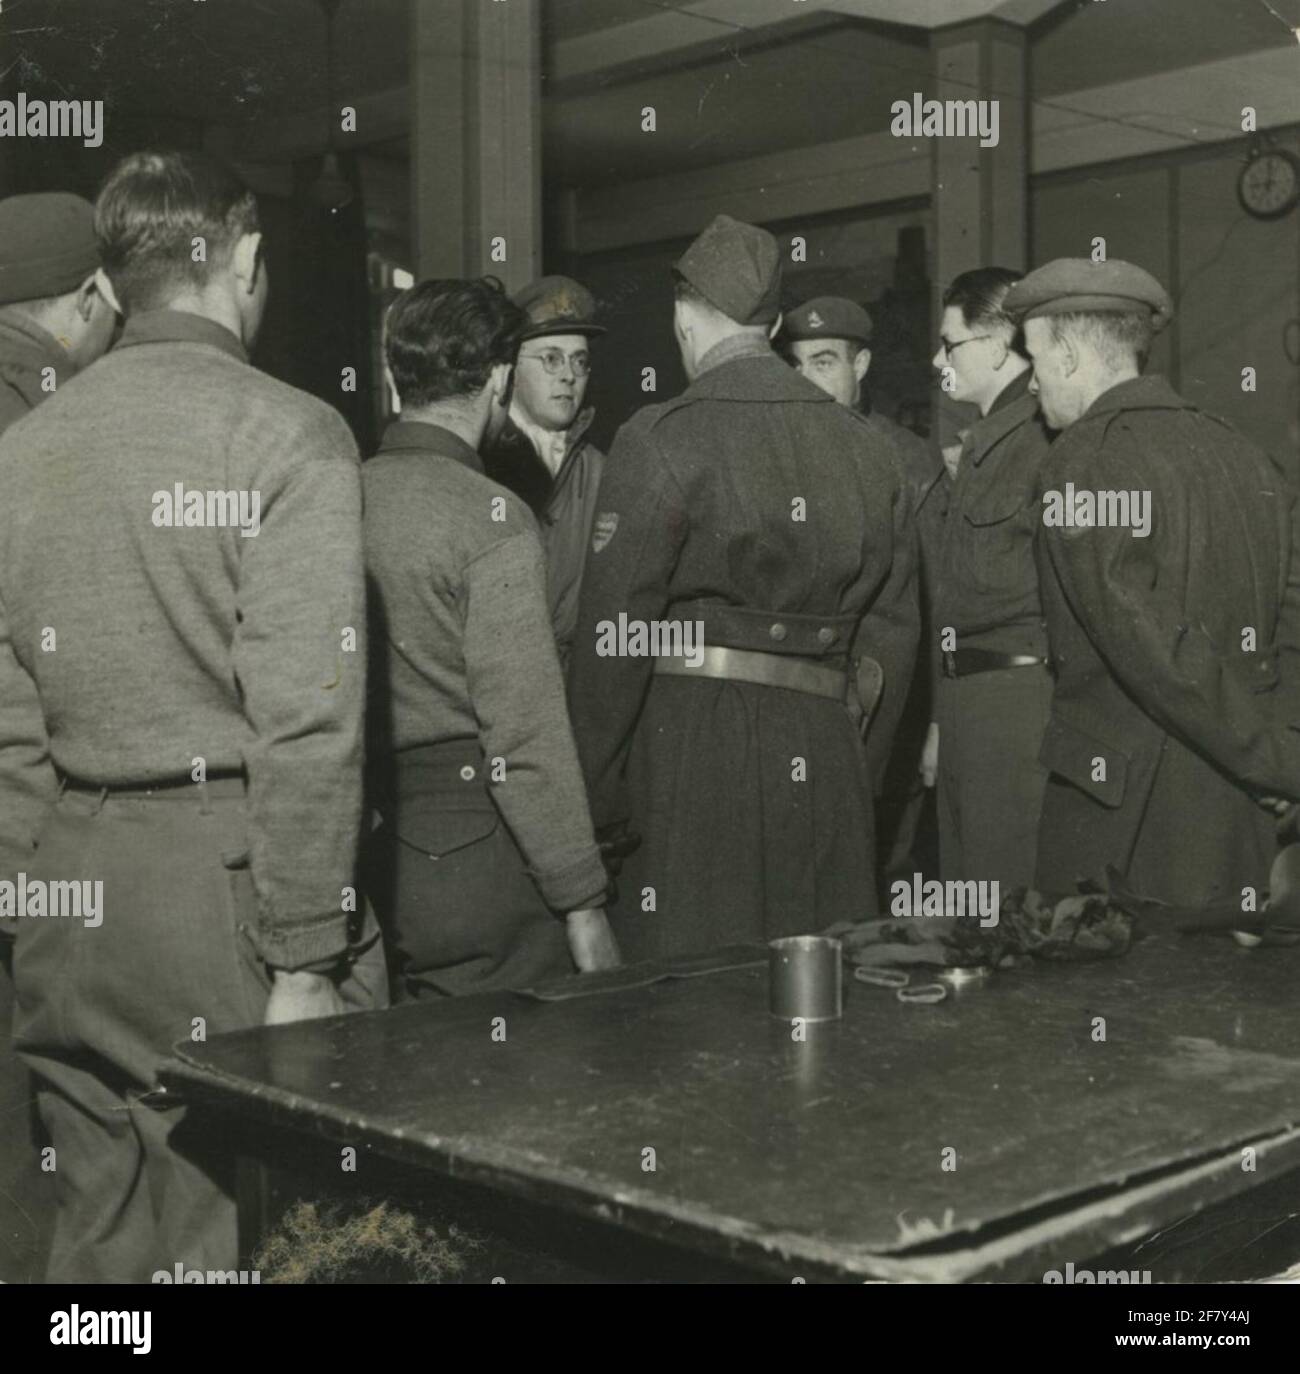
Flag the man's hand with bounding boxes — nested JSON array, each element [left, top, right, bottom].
[[920, 721, 939, 789], [566, 907, 621, 973], [264, 969, 348, 1025]]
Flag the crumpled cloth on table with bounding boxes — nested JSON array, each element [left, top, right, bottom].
[[824, 889, 1135, 971]]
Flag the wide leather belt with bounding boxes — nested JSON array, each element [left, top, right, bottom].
[[942, 648, 1049, 679], [654, 645, 849, 700]]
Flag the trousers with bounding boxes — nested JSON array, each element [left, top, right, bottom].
[[935, 664, 1053, 891], [365, 742, 573, 999], [11, 781, 382, 1283]]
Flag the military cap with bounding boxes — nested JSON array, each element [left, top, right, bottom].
[[783, 296, 873, 346], [674, 214, 781, 326], [513, 274, 606, 341], [0, 192, 99, 306], [1003, 258, 1173, 331]]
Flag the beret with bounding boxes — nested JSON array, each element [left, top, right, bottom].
[[783, 295, 873, 345], [0, 192, 99, 306], [1003, 257, 1172, 331], [512, 275, 605, 341], [674, 214, 781, 326]]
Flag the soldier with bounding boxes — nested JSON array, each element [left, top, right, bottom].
[[364, 278, 619, 998], [482, 275, 606, 673], [1006, 258, 1300, 905], [0, 151, 383, 1283], [0, 192, 118, 432], [568, 215, 919, 962], [781, 295, 940, 507], [782, 294, 944, 881], [0, 191, 117, 1282], [926, 268, 1055, 892]]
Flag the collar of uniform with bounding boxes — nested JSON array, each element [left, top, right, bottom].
[[117, 309, 248, 364], [0, 306, 66, 368], [965, 369, 1037, 466], [696, 333, 774, 377], [1080, 373, 1190, 422], [378, 419, 484, 473]]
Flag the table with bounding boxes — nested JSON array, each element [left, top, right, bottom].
[[160, 930, 1300, 1282]]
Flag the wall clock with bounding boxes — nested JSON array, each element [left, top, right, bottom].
[[1238, 146, 1300, 220]]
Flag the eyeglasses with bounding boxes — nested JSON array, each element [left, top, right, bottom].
[[518, 349, 591, 377], [940, 334, 992, 360]]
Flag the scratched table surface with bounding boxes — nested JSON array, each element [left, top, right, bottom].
[[161, 932, 1300, 1281]]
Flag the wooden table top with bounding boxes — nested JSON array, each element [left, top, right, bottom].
[[161, 931, 1300, 1281]]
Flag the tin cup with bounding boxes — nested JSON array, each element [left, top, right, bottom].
[[768, 935, 843, 1022]]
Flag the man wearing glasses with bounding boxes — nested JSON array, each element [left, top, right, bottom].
[[483, 275, 606, 674], [926, 267, 1054, 893]]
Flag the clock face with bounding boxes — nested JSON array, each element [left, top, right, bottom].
[[1239, 151, 1300, 220]]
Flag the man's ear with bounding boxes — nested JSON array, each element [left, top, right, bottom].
[[853, 347, 871, 383], [74, 272, 100, 321], [92, 267, 123, 317], [490, 360, 513, 405], [1059, 332, 1081, 378], [232, 232, 263, 293]]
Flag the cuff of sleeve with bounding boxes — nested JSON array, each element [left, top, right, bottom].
[[249, 912, 351, 972], [533, 849, 610, 913]]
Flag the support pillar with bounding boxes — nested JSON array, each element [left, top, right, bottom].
[[930, 19, 1029, 445], [409, 0, 542, 289]]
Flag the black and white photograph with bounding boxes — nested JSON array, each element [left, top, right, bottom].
[[1, 0, 1299, 1324]]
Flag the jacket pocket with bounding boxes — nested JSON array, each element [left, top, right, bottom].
[[390, 798, 500, 859], [1039, 715, 1130, 809]]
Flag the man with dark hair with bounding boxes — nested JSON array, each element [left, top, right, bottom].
[[0, 149, 381, 1282], [364, 277, 618, 998], [1008, 258, 1300, 905], [482, 275, 606, 674], [568, 215, 918, 961], [926, 266, 1054, 893]]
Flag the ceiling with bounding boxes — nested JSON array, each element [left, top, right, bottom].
[[2, 0, 1296, 188], [546, 23, 932, 183]]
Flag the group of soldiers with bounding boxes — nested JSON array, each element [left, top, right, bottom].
[[0, 148, 1297, 1283]]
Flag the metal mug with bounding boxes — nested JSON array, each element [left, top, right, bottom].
[[769, 935, 843, 1022]]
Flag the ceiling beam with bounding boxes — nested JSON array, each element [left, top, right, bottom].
[[547, 0, 1067, 86], [206, 85, 407, 164]]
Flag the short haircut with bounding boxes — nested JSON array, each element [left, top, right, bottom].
[[94, 151, 259, 313], [385, 276, 526, 408], [942, 266, 1026, 360], [1048, 310, 1155, 372]]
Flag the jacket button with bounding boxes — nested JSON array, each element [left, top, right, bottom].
[[459, 765, 476, 782], [769, 623, 788, 642], [817, 627, 836, 646]]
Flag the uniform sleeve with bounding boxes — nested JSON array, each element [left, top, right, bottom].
[[1043, 448, 1300, 798], [462, 528, 607, 911], [0, 581, 57, 934], [231, 409, 367, 970], [854, 476, 922, 789], [568, 419, 690, 829]]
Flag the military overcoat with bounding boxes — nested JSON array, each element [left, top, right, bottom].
[[568, 338, 919, 960], [1035, 375, 1300, 905]]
